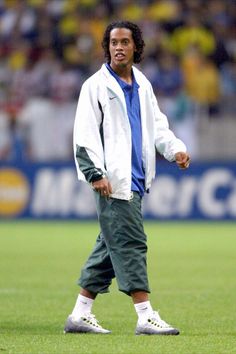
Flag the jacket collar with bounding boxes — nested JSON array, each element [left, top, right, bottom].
[[100, 64, 148, 127], [101, 64, 124, 98], [101, 64, 146, 93]]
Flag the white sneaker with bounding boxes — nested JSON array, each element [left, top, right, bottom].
[[64, 313, 111, 334], [135, 311, 179, 335]]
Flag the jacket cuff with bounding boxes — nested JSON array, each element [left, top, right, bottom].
[[90, 171, 106, 183]]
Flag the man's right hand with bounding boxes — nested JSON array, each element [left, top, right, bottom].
[[92, 177, 113, 197]]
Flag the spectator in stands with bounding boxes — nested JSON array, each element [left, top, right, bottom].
[[49, 61, 80, 102], [171, 12, 216, 57], [118, 0, 144, 22], [151, 51, 183, 98], [149, 50, 198, 157], [147, 0, 182, 25], [17, 91, 76, 161], [0, 1, 36, 40], [181, 45, 220, 116]]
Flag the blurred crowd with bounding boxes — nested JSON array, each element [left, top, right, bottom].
[[0, 0, 236, 162]]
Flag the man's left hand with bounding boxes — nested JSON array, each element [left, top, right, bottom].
[[175, 152, 190, 169]]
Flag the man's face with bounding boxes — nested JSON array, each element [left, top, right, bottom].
[[109, 27, 136, 70]]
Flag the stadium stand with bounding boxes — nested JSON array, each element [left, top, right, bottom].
[[0, 0, 235, 161]]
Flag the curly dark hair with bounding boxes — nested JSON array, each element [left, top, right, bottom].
[[102, 21, 145, 64]]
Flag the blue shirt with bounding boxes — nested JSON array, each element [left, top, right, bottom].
[[106, 64, 145, 196]]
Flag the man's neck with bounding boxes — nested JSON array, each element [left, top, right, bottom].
[[110, 63, 133, 85]]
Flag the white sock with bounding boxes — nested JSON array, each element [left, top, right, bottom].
[[134, 301, 153, 323], [71, 294, 94, 319]]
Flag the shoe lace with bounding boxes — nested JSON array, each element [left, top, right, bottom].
[[82, 313, 102, 329], [148, 311, 171, 329]]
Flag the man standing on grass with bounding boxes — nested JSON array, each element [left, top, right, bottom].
[[64, 21, 190, 335]]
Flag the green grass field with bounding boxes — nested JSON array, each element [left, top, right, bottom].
[[0, 221, 235, 354]]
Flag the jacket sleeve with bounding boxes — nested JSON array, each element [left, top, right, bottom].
[[73, 80, 106, 183], [150, 86, 187, 162]]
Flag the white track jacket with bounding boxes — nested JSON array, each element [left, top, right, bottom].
[[73, 64, 186, 200]]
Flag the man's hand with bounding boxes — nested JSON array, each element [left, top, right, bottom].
[[92, 177, 113, 197], [175, 151, 190, 169]]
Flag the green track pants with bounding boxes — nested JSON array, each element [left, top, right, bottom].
[[78, 192, 150, 295]]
